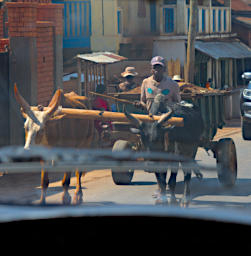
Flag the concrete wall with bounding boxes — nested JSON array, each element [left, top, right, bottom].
[[118, 0, 152, 36], [152, 39, 186, 66], [91, 0, 119, 53]]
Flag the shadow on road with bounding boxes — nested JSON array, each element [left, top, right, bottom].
[[0, 172, 79, 204], [130, 181, 156, 186], [171, 177, 251, 209]]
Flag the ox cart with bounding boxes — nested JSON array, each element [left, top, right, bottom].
[[107, 87, 237, 187]]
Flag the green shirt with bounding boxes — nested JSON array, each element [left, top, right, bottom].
[[140, 75, 181, 111]]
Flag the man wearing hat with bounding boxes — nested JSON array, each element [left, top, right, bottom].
[[135, 56, 181, 112], [118, 66, 138, 92]]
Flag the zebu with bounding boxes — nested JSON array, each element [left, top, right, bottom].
[[14, 84, 97, 204], [125, 94, 204, 206]]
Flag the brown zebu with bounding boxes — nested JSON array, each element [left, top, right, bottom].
[[14, 84, 97, 204]]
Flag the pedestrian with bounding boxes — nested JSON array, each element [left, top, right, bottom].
[[118, 66, 138, 92], [134, 56, 181, 112]]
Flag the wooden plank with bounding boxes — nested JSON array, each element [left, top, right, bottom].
[[31, 107, 184, 126]]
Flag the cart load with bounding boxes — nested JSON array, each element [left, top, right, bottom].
[[116, 82, 222, 95]]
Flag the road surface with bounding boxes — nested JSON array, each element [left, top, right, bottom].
[[0, 123, 250, 213]]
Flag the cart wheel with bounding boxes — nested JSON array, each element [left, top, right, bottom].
[[216, 138, 237, 187], [111, 140, 134, 185]]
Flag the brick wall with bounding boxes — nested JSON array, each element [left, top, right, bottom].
[[37, 4, 63, 35], [7, 3, 37, 37], [6, 1, 63, 106], [0, 8, 3, 38], [36, 22, 54, 105]]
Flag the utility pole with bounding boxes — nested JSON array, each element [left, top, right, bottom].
[[185, 0, 198, 83]]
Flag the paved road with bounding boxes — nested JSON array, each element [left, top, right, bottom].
[[1, 124, 251, 213], [44, 125, 251, 211]]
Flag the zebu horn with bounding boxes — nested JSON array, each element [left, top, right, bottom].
[[14, 83, 31, 114], [14, 84, 41, 124], [157, 106, 173, 125], [124, 107, 142, 128], [46, 89, 61, 117], [48, 89, 63, 107]]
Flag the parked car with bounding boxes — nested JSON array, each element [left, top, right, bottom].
[[240, 72, 251, 140]]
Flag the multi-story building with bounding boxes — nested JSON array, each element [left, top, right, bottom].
[[56, 0, 251, 89]]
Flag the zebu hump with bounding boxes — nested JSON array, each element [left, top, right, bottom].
[[44, 91, 95, 148]]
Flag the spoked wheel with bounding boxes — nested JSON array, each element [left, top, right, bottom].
[[111, 140, 134, 185], [216, 138, 237, 187]]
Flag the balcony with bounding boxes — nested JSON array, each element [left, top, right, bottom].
[[160, 4, 231, 36]]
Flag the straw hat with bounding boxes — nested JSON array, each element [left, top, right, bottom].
[[121, 67, 138, 77], [172, 74, 183, 82]]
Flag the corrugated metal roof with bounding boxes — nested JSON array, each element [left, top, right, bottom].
[[77, 52, 127, 64], [195, 41, 251, 59]]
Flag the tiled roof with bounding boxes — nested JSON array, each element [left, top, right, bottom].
[[234, 16, 251, 26], [217, 0, 251, 11]]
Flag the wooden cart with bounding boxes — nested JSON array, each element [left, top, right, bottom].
[[108, 89, 237, 187]]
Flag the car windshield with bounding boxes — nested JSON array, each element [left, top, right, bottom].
[[0, 0, 251, 228]]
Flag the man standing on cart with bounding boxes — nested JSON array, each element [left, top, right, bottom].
[[134, 56, 182, 201], [135, 56, 181, 111]]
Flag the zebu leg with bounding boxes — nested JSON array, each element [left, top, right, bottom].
[[74, 170, 83, 204], [180, 170, 191, 208], [167, 142, 179, 204], [154, 172, 168, 204], [168, 172, 178, 204], [40, 170, 49, 205], [62, 172, 71, 205], [180, 144, 198, 207]]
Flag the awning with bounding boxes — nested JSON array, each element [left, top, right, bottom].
[[195, 41, 251, 59]]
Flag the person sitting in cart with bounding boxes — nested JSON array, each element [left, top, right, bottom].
[[92, 84, 113, 146], [118, 66, 138, 92], [134, 56, 181, 112]]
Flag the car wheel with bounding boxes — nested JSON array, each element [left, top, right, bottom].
[[242, 119, 251, 140]]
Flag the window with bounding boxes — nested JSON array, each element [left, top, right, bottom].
[[223, 9, 227, 31], [163, 8, 174, 33], [117, 10, 122, 34], [202, 9, 206, 32], [138, 0, 146, 17], [218, 9, 221, 31], [212, 9, 216, 32], [163, 0, 177, 4], [187, 7, 190, 31], [150, 1, 157, 32]]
